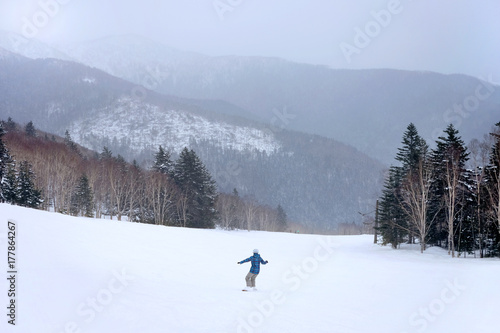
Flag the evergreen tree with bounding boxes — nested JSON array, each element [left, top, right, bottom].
[[70, 174, 94, 217], [395, 123, 428, 174], [377, 166, 407, 248], [229, 189, 242, 229], [100, 146, 113, 159], [64, 130, 79, 154], [484, 122, 500, 254], [174, 148, 218, 228], [4, 117, 16, 132], [395, 123, 429, 244], [2, 162, 18, 204], [16, 161, 42, 208], [0, 124, 13, 203], [276, 204, 288, 231], [455, 182, 477, 256], [25, 121, 36, 137], [378, 124, 428, 248], [152, 145, 174, 176], [429, 124, 469, 256]]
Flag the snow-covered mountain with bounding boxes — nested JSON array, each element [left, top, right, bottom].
[[0, 30, 72, 60], [69, 96, 280, 155], [0, 47, 13, 60], [56, 35, 205, 87], [54, 35, 500, 164]]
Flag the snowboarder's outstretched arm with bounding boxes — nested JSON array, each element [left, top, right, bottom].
[[238, 257, 252, 264]]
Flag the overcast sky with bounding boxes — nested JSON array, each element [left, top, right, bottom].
[[0, 0, 499, 79]]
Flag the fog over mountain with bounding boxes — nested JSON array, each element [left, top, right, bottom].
[[2, 31, 498, 164], [0, 1, 498, 79], [54, 34, 500, 164], [0, 48, 385, 228]]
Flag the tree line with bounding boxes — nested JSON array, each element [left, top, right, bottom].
[[0, 119, 287, 231], [377, 122, 500, 257]]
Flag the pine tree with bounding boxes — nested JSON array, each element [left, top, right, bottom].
[[276, 204, 288, 231], [0, 123, 14, 203], [70, 174, 94, 217], [174, 148, 218, 228], [455, 180, 477, 256], [395, 123, 428, 174], [429, 124, 469, 256], [378, 124, 429, 248], [484, 122, 500, 254], [25, 121, 36, 137], [64, 130, 79, 154], [395, 123, 429, 244], [4, 117, 16, 132], [152, 145, 174, 176], [16, 161, 42, 208], [2, 162, 18, 204], [100, 146, 113, 159], [377, 166, 407, 248]]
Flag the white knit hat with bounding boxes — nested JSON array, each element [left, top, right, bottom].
[[253, 249, 259, 253]]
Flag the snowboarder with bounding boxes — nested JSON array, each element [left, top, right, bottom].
[[237, 249, 268, 291]]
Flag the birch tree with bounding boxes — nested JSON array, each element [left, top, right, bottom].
[[400, 158, 436, 253]]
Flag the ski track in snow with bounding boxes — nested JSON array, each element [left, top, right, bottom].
[[1, 203, 499, 333]]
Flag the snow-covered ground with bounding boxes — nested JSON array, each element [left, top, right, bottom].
[[1, 203, 498, 333]]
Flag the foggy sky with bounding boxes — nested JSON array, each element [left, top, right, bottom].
[[0, 0, 499, 80]]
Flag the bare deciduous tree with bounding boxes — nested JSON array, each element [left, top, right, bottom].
[[443, 147, 466, 258], [400, 159, 436, 253], [144, 171, 177, 225]]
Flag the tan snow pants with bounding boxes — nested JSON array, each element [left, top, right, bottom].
[[245, 272, 258, 287]]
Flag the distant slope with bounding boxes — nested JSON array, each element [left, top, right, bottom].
[[67, 96, 280, 156], [54, 35, 500, 164], [0, 51, 384, 227], [0, 30, 72, 60]]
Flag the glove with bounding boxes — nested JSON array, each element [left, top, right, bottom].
[[265, 261, 269, 264], [237, 262, 240, 264]]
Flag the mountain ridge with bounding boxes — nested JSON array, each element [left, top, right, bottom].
[[41, 34, 498, 164], [0, 50, 383, 228]]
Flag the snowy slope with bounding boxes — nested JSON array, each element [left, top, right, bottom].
[[0, 31, 72, 60], [1, 203, 498, 333], [0, 47, 13, 60], [68, 96, 280, 155], [56, 35, 205, 87]]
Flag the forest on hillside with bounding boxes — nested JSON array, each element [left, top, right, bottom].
[[0, 119, 288, 232], [378, 122, 500, 257]]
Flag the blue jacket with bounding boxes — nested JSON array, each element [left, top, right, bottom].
[[239, 254, 268, 274]]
